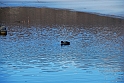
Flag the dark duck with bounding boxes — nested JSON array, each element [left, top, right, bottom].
[[61, 41, 70, 45]]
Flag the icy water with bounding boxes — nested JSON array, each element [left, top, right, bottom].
[[0, 7, 124, 83]]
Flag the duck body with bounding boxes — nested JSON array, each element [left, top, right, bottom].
[[0, 26, 7, 35], [61, 41, 70, 45], [0, 30, 7, 35]]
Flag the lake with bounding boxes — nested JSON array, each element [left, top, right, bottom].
[[0, 7, 124, 83]]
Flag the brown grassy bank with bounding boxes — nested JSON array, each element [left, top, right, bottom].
[[0, 7, 124, 36], [0, 7, 124, 26]]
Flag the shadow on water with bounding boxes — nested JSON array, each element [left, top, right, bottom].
[[0, 7, 124, 83]]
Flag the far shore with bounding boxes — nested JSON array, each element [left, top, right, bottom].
[[0, 7, 124, 27]]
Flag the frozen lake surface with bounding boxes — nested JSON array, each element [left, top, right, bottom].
[[0, 7, 124, 83], [0, 0, 124, 18]]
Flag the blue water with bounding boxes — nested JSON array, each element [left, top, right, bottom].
[[0, 2, 124, 83], [0, 0, 124, 18], [0, 23, 124, 83]]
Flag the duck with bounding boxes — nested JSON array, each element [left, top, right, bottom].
[[61, 41, 70, 45], [0, 26, 7, 35]]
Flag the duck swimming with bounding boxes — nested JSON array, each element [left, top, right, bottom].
[[0, 26, 7, 35], [61, 41, 70, 45]]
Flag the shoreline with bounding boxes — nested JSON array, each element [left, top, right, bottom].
[[0, 6, 124, 20], [1, 0, 124, 19], [0, 7, 124, 27]]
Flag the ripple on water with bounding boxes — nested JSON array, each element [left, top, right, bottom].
[[0, 7, 124, 83]]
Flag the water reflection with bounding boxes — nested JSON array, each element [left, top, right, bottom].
[[0, 7, 124, 83]]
